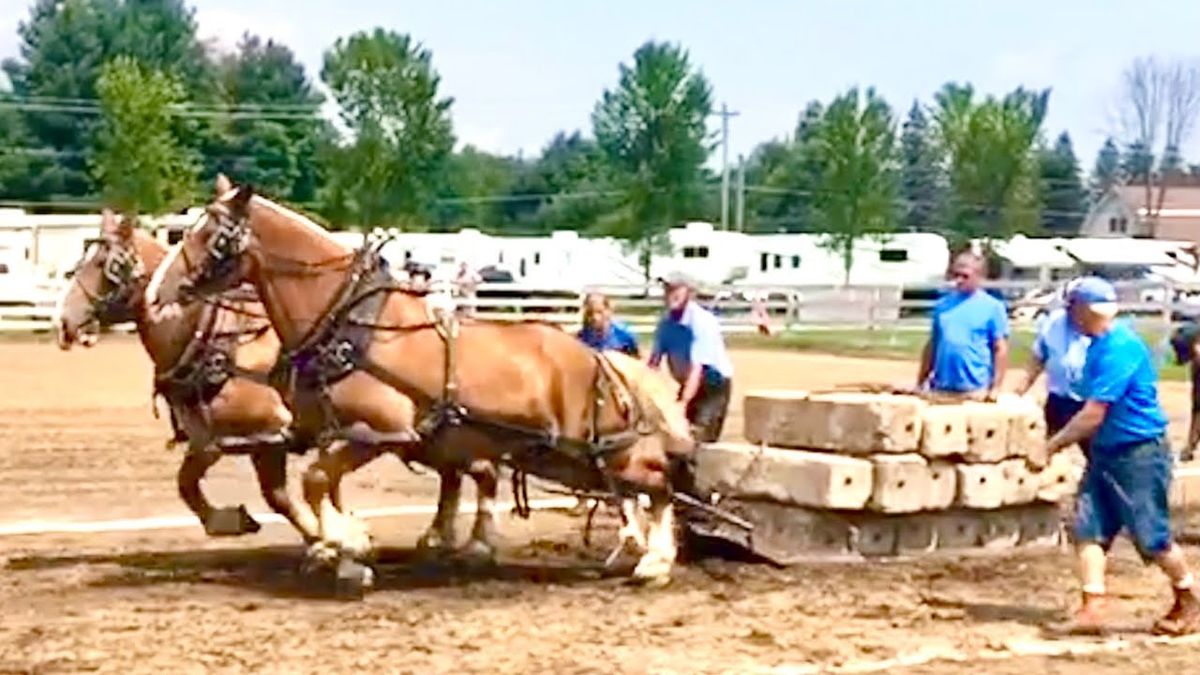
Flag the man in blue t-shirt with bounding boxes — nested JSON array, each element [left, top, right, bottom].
[[1017, 281, 1092, 454], [917, 252, 1010, 399], [649, 272, 734, 442], [1044, 276, 1199, 636], [576, 292, 639, 357]]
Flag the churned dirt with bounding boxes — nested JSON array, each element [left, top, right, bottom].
[[3, 335, 1200, 674]]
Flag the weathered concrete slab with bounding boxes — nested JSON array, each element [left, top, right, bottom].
[[1001, 459, 1039, 506], [868, 454, 930, 514], [980, 511, 1021, 549], [926, 461, 958, 511], [683, 498, 855, 564], [895, 515, 938, 554], [955, 462, 1007, 510], [997, 396, 1047, 465], [744, 391, 924, 454], [919, 404, 968, 459], [849, 516, 897, 556], [695, 442, 873, 510], [1017, 503, 1064, 547], [932, 512, 983, 549], [1036, 447, 1086, 503], [1170, 466, 1200, 510], [963, 402, 1010, 463]]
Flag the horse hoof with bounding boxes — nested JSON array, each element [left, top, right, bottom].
[[630, 555, 673, 588], [204, 506, 261, 536], [302, 541, 340, 574], [416, 532, 455, 558], [459, 539, 497, 566], [335, 558, 375, 600]]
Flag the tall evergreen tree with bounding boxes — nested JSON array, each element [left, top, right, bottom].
[[1038, 131, 1087, 234], [1091, 137, 1121, 197], [898, 100, 944, 231]]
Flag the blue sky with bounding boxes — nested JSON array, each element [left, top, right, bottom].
[[3, 0, 1200, 170]]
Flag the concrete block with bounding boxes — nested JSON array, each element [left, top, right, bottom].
[[685, 498, 855, 564], [933, 512, 982, 549], [980, 511, 1021, 549], [997, 395, 1047, 465], [868, 454, 931, 514], [695, 442, 873, 510], [1000, 459, 1039, 506], [850, 516, 897, 556], [919, 404, 968, 459], [926, 461, 958, 511], [744, 390, 924, 453], [1170, 466, 1200, 510], [1017, 504, 1063, 547], [955, 463, 1007, 510], [963, 402, 1010, 463], [895, 515, 938, 554], [1035, 447, 1086, 503]]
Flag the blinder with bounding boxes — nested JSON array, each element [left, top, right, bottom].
[[72, 237, 145, 326], [185, 208, 250, 295]]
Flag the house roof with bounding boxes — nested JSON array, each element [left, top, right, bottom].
[[1114, 185, 1200, 213]]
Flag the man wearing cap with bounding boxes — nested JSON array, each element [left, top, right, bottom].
[[1046, 277, 1200, 635], [917, 252, 1010, 399], [649, 272, 734, 443], [1016, 280, 1092, 455]]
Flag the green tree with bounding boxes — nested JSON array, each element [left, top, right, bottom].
[[899, 100, 945, 232], [215, 34, 330, 203], [809, 87, 900, 284], [434, 146, 521, 231], [498, 131, 617, 233], [933, 83, 1048, 243], [319, 29, 455, 228], [2, 0, 213, 201], [89, 56, 198, 215], [1091, 137, 1121, 197], [592, 41, 713, 278], [1037, 131, 1087, 234]]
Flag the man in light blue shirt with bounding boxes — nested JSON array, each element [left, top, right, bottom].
[[1017, 282, 1092, 453], [1044, 277, 1199, 636], [917, 252, 1010, 398], [649, 272, 734, 442]]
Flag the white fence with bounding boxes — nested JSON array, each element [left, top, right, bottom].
[[8, 278, 1197, 335]]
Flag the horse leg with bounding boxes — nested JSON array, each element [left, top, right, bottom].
[[302, 440, 380, 566], [461, 460, 499, 562], [251, 447, 320, 544], [417, 466, 464, 556], [630, 493, 676, 587], [604, 496, 649, 568], [176, 445, 244, 536]]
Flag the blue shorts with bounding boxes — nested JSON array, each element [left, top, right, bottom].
[[1073, 437, 1173, 561]]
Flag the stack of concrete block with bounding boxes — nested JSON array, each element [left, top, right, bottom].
[[693, 390, 1077, 560]]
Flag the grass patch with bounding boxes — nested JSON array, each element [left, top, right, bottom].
[[723, 326, 1190, 383]]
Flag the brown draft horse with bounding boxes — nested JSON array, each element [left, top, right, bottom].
[[146, 176, 696, 590], [55, 209, 500, 556]]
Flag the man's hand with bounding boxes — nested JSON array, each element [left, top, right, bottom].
[[983, 388, 999, 403]]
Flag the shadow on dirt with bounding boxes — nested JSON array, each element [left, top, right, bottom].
[[4, 542, 643, 600]]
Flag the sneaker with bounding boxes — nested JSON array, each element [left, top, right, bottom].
[[1153, 589, 1200, 636]]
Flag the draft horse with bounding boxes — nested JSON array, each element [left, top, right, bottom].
[[146, 176, 696, 592]]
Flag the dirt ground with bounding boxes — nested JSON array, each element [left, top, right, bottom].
[[5, 335, 1200, 674]]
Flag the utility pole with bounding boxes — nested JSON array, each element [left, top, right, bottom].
[[715, 103, 741, 230], [735, 154, 746, 232]]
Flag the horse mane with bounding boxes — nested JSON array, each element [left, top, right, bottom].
[[598, 351, 694, 453]]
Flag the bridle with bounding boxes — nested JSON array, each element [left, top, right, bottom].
[[69, 237, 146, 327], [178, 204, 251, 299]]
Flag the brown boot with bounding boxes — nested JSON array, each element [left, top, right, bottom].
[[1153, 588, 1200, 636], [1050, 592, 1108, 636]]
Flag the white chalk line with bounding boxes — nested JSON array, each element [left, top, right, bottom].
[[0, 497, 580, 537]]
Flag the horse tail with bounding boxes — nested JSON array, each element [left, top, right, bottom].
[[597, 350, 695, 456]]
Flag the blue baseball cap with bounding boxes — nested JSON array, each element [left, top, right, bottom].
[[1067, 276, 1118, 317]]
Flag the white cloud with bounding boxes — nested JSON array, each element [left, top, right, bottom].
[[191, 4, 297, 57]]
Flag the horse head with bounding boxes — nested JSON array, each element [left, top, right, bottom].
[[147, 174, 258, 311], [57, 209, 154, 350]]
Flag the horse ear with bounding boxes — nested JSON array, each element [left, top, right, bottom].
[[215, 173, 233, 196], [230, 184, 255, 211]]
